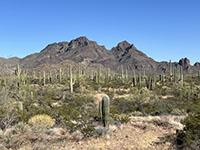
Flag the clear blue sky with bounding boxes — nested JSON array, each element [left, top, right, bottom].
[[0, 0, 199, 64]]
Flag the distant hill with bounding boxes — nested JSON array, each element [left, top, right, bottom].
[[0, 57, 20, 74], [0, 36, 199, 74]]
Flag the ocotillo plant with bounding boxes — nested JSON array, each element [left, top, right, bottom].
[[69, 65, 75, 93], [99, 95, 110, 129]]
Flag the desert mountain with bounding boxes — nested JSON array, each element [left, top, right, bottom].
[[0, 36, 199, 74], [20, 37, 117, 69], [20, 36, 159, 73]]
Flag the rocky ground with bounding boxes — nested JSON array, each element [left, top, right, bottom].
[[0, 115, 185, 150]]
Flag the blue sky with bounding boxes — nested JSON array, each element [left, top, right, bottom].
[[0, 0, 199, 64]]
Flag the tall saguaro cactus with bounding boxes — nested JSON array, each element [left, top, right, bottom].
[[59, 68, 63, 83], [15, 64, 21, 79], [69, 65, 75, 93], [99, 95, 110, 129]]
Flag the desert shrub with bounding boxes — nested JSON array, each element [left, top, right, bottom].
[[177, 113, 200, 149], [28, 114, 55, 130], [112, 114, 131, 124], [0, 86, 20, 129], [110, 98, 137, 115]]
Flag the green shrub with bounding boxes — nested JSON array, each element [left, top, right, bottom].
[[177, 113, 200, 149]]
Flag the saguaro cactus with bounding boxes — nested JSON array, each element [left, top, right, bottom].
[[99, 95, 110, 129], [59, 68, 63, 83], [15, 64, 21, 78], [69, 65, 75, 93]]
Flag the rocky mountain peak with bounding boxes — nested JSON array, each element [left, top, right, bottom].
[[194, 62, 200, 67], [68, 36, 90, 48], [178, 58, 191, 70], [178, 58, 190, 66], [115, 41, 136, 51]]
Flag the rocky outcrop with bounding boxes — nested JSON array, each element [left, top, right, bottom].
[[178, 58, 191, 70]]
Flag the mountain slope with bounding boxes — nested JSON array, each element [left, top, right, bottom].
[[111, 41, 158, 72], [20, 37, 116, 69]]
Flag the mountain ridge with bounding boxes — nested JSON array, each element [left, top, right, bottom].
[[0, 36, 199, 74]]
